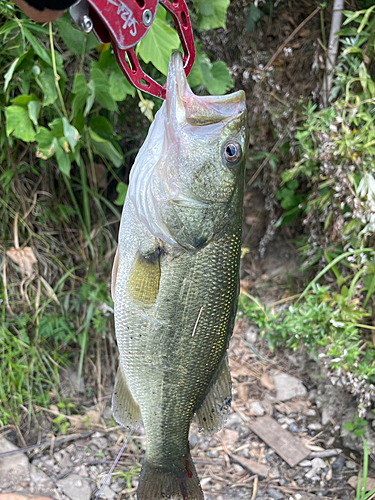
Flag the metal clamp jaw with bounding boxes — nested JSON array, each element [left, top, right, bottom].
[[69, 0, 195, 99]]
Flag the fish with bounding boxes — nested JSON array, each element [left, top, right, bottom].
[[111, 51, 249, 500]]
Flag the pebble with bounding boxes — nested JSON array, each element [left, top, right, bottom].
[[312, 458, 325, 468], [0, 438, 31, 491], [299, 460, 312, 467], [250, 401, 265, 416], [226, 412, 243, 426], [345, 460, 357, 470], [288, 423, 299, 433], [332, 455, 346, 471], [308, 422, 323, 431], [305, 409, 317, 417], [100, 485, 117, 500], [272, 372, 307, 401], [56, 474, 91, 500], [266, 487, 284, 499]]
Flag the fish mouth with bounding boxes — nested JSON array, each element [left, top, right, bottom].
[[167, 52, 247, 127]]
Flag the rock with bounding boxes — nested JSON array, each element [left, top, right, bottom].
[[345, 460, 357, 470], [100, 486, 116, 500], [30, 465, 58, 497], [305, 409, 317, 417], [0, 438, 31, 491], [305, 458, 326, 480], [308, 422, 323, 431], [266, 488, 284, 499], [0, 495, 54, 500], [299, 460, 312, 467], [56, 474, 91, 500], [332, 455, 346, 471], [272, 372, 307, 401], [87, 437, 108, 450], [288, 423, 298, 433], [226, 412, 243, 427], [245, 325, 258, 344], [311, 458, 326, 469], [250, 401, 265, 416]]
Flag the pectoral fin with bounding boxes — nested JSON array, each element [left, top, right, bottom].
[[195, 354, 232, 435], [112, 367, 141, 429], [128, 250, 161, 305]]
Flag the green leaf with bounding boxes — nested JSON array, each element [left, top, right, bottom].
[[62, 118, 80, 152], [89, 116, 114, 141], [55, 145, 71, 176], [36, 69, 57, 106], [109, 66, 136, 100], [137, 7, 180, 76], [90, 67, 118, 111], [12, 94, 39, 106], [115, 182, 128, 206], [28, 101, 41, 127], [89, 128, 124, 167], [247, 4, 262, 32], [4, 57, 20, 92], [35, 127, 58, 159], [56, 14, 98, 55], [71, 73, 88, 119], [195, 0, 230, 31], [202, 60, 234, 95], [5, 105, 36, 142]]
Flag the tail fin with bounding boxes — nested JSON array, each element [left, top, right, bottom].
[[137, 451, 203, 500]]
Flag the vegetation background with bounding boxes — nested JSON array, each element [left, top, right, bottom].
[[1, 0, 375, 490]]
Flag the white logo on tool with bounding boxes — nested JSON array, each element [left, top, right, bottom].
[[107, 0, 138, 36]]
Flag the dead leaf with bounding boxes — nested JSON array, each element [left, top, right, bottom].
[[7, 247, 37, 277], [237, 384, 249, 405], [260, 372, 275, 391], [275, 399, 309, 415], [348, 475, 375, 491]]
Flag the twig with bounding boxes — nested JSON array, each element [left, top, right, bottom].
[[264, 6, 321, 71], [0, 431, 95, 458], [321, 0, 344, 107], [309, 448, 342, 459], [48, 23, 68, 119], [247, 137, 284, 187]]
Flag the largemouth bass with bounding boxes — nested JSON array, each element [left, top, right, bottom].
[[111, 51, 249, 500]]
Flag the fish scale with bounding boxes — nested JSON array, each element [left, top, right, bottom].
[[112, 52, 248, 499]]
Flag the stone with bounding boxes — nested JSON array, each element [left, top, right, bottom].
[[100, 486, 116, 500], [308, 422, 323, 431], [299, 460, 312, 467], [87, 437, 108, 450], [0, 438, 31, 491], [56, 474, 91, 500], [250, 401, 265, 416], [245, 325, 258, 344], [332, 455, 346, 471], [288, 423, 299, 433], [272, 372, 307, 401], [311, 458, 326, 469], [266, 488, 284, 500], [30, 465, 58, 497]]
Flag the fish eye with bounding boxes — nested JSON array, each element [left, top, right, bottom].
[[222, 141, 242, 164]]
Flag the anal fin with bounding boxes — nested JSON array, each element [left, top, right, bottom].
[[195, 354, 232, 435], [112, 367, 141, 429]]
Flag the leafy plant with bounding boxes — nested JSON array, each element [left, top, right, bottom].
[[239, 284, 375, 381]]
